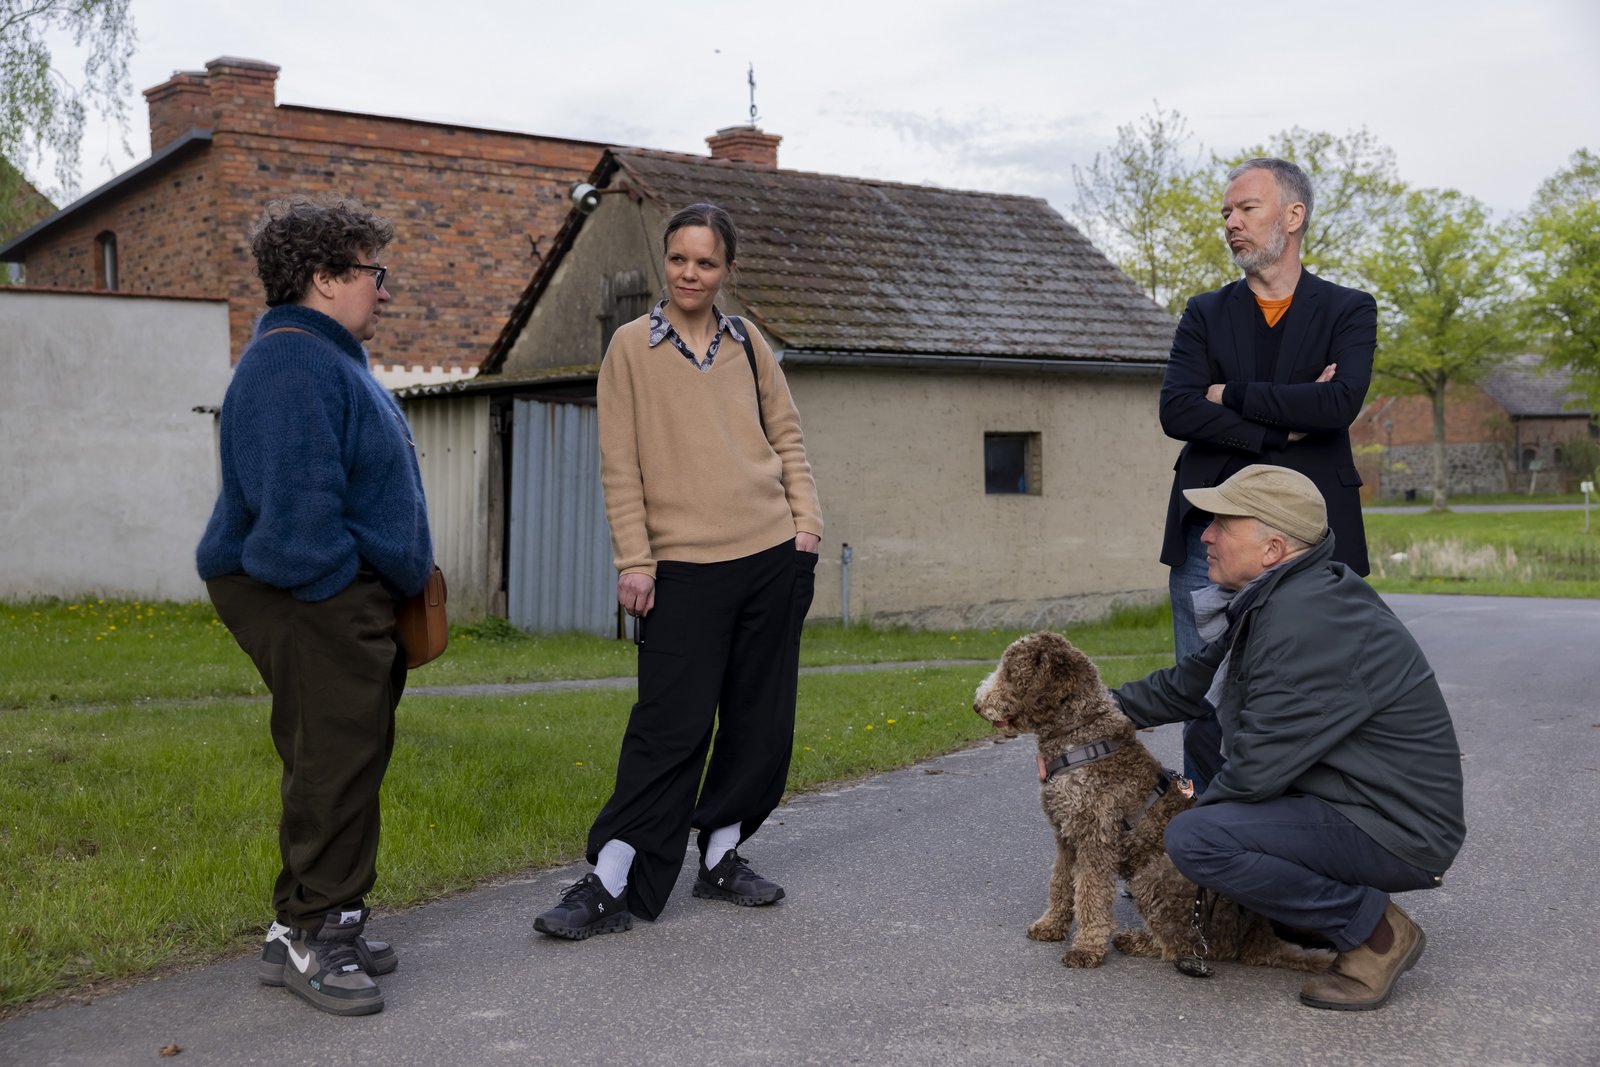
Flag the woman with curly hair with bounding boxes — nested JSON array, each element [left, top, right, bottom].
[[197, 194, 432, 1017]]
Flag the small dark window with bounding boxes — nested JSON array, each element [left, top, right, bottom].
[[1520, 447, 1538, 472], [985, 432, 1040, 495], [95, 231, 118, 290], [600, 270, 652, 355]]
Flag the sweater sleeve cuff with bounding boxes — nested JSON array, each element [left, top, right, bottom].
[[1223, 383, 1246, 413], [1262, 427, 1289, 451]]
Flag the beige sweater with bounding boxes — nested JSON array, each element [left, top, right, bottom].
[[598, 315, 823, 577]]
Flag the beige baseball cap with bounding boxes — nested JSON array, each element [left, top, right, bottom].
[[1183, 464, 1328, 545]]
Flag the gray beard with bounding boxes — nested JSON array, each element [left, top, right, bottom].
[[1232, 220, 1288, 274]]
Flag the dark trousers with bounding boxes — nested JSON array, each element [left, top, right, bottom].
[[587, 539, 817, 921], [1164, 795, 1439, 951], [207, 570, 406, 929], [1168, 521, 1224, 789]]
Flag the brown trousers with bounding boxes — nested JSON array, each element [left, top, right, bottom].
[[207, 570, 406, 928]]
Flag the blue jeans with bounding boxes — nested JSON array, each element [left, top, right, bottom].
[[1164, 796, 1440, 951], [1168, 522, 1222, 788]]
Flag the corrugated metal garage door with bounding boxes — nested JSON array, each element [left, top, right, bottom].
[[507, 398, 615, 635]]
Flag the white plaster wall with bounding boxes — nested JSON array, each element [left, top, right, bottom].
[[0, 291, 231, 601]]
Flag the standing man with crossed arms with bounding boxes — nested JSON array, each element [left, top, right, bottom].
[[1159, 157, 1376, 789]]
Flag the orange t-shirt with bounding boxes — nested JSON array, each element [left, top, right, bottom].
[[1256, 293, 1293, 328]]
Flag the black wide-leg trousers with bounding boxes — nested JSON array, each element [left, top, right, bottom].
[[587, 539, 817, 921], [207, 570, 406, 929]]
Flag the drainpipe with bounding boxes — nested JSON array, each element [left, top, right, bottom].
[[839, 543, 853, 628]]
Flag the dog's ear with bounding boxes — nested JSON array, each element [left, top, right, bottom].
[[1012, 631, 1104, 719]]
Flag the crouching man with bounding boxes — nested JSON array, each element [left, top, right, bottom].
[[1112, 464, 1465, 1010]]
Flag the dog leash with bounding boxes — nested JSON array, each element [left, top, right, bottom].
[[1176, 888, 1217, 978]]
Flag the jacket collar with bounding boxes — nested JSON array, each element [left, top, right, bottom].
[[1236, 529, 1337, 617], [255, 304, 369, 366], [1224, 269, 1324, 383]]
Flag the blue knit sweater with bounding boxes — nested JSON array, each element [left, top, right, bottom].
[[196, 305, 433, 601]]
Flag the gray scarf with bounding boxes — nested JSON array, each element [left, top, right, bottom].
[[1190, 558, 1295, 710]]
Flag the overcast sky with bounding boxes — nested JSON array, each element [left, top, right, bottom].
[[49, 0, 1600, 222]]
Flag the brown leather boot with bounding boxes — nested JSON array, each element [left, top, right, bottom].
[[1299, 902, 1425, 1011]]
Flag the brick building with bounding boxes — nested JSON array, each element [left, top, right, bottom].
[[1351, 355, 1599, 499], [0, 57, 610, 381]]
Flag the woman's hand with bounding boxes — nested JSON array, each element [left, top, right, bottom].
[[795, 532, 820, 554], [618, 573, 655, 617]]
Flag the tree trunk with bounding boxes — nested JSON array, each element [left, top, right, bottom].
[[1431, 379, 1449, 510]]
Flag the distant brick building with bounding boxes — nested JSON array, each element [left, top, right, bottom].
[[1352, 355, 1599, 498], [0, 57, 609, 381]]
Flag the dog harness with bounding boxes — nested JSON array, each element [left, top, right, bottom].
[[1041, 740, 1190, 835], [1041, 739, 1120, 779]]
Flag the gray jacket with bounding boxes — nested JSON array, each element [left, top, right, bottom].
[[1114, 535, 1466, 875]]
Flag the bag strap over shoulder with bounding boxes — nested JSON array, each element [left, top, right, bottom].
[[729, 316, 766, 437]]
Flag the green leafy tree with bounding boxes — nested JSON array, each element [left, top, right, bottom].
[[0, 0, 135, 240], [1071, 105, 1232, 314], [1362, 188, 1518, 509], [1224, 126, 1404, 286], [1520, 148, 1600, 404]]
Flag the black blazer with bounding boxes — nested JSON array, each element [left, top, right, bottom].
[[1158, 270, 1376, 575]]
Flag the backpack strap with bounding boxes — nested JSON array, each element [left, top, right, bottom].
[[729, 316, 766, 437]]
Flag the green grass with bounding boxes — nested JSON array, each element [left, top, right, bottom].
[[0, 600, 1173, 710], [1368, 491, 1589, 507], [0, 601, 1171, 1011], [1364, 508, 1600, 597]]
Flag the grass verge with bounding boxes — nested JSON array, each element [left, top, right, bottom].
[[0, 607, 1170, 1012], [1364, 509, 1600, 597], [0, 600, 1173, 710]]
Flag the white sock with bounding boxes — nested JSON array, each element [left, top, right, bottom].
[[704, 823, 741, 870], [594, 839, 635, 898]]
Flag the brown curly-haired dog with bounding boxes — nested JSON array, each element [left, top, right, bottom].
[[973, 631, 1332, 974]]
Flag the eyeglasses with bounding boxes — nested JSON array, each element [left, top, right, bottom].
[[350, 262, 388, 291]]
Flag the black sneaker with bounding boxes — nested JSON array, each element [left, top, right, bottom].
[[258, 919, 398, 985], [281, 911, 384, 1017], [533, 873, 633, 940], [693, 850, 785, 906]]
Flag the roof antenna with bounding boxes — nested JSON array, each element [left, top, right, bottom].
[[747, 63, 759, 125]]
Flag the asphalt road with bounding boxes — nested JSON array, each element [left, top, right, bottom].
[[4, 594, 1597, 1066]]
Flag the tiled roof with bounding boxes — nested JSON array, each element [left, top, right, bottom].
[[611, 150, 1174, 361], [1481, 354, 1593, 417], [481, 148, 1175, 374]]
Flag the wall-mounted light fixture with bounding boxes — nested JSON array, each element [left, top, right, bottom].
[[569, 182, 639, 216]]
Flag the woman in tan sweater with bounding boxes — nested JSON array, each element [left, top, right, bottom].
[[534, 203, 823, 939]]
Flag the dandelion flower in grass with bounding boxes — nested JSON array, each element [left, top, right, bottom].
[[886, 719, 897, 726], [575, 761, 585, 766], [864, 725, 873, 731]]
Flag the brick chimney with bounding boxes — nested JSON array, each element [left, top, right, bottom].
[[144, 71, 211, 153], [706, 126, 781, 168], [204, 57, 279, 133], [144, 58, 279, 152]]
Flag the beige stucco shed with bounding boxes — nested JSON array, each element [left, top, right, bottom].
[[461, 143, 1181, 630]]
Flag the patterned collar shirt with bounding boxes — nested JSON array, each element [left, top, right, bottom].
[[647, 300, 746, 372]]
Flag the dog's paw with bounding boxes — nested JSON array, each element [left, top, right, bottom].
[[1059, 947, 1107, 969], [1027, 916, 1070, 942], [1112, 929, 1164, 959]]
